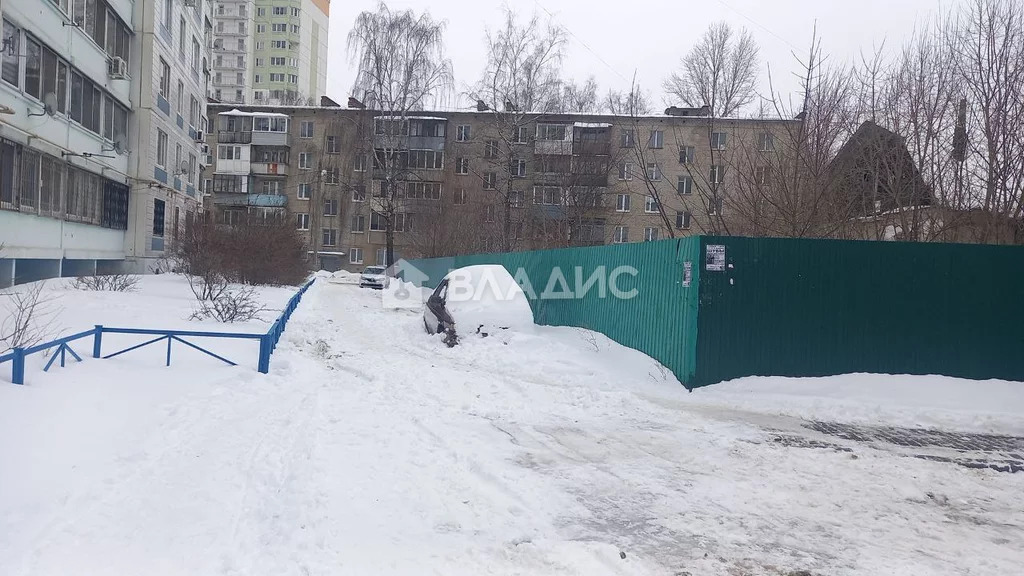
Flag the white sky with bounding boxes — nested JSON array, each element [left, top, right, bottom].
[[325, 0, 950, 113]]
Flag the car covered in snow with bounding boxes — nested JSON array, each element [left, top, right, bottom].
[[359, 266, 387, 289], [423, 265, 534, 347]]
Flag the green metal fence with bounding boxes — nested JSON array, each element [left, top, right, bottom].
[[404, 236, 1024, 389]]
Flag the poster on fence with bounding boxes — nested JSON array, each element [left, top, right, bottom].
[[705, 245, 726, 272]]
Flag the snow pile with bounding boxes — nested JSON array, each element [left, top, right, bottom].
[[689, 374, 1024, 434], [442, 264, 536, 334], [328, 269, 361, 285]]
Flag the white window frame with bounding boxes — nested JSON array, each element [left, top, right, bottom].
[[644, 227, 659, 242], [299, 153, 312, 170], [297, 183, 310, 199], [349, 248, 363, 264], [711, 132, 727, 150], [676, 211, 692, 230], [456, 125, 470, 142], [618, 162, 633, 181], [649, 130, 664, 149], [613, 226, 628, 243], [296, 213, 310, 230], [615, 193, 630, 213], [646, 162, 661, 181], [645, 196, 659, 214], [456, 157, 469, 175], [678, 175, 693, 195]]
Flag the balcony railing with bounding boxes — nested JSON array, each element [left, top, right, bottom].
[[218, 131, 253, 144], [251, 162, 289, 176], [213, 193, 287, 208], [573, 142, 612, 156], [535, 140, 573, 155]]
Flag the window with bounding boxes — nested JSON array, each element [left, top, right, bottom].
[[163, 0, 172, 27], [299, 153, 312, 169], [178, 17, 186, 55], [373, 248, 389, 266], [758, 133, 775, 152], [238, 23, 246, 34], [677, 175, 693, 195], [254, 74, 262, 84], [296, 183, 311, 199], [352, 186, 366, 202], [679, 146, 695, 164], [174, 144, 182, 176], [292, 7, 301, 16], [158, 58, 170, 98], [1, 20, 19, 86], [237, 39, 246, 51], [456, 125, 470, 141], [370, 211, 405, 232], [613, 226, 629, 243], [257, 24, 266, 34], [484, 205, 495, 222], [620, 129, 634, 147], [354, 155, 366, 172], [755, 166, 769, 185], [536, 124, 567, 141], [711, 132, 727, 150], [407, 182, 442, 200], [516, 126, 529, 144], [644, 227, 659, 242], [618, 162, 633, 181], [217, 145, 243, 160], [456, 157, 469, 175], [515, 159, 527, 177], [675, 211, 692, 230], [288, 74, 298, 84], [616, 194, 630, 212], [255, 42, 264, 51], [299, 121, 314, 138], [326, 136, 339, 154], [257, 7, 266, 16], [176, 80, 184, 115], [649, 130, 664, 149], [709, 165, 726, 184], [153, 199, 166, 237], [453, 188, 467, 205], [646, 163, 661, 181], [533, 187, 560, 206], [272, 40, 286, 49], [406, 149, 444, 170], [192, 38, 200, 72], [269, 73, 285, 82], [483, 172, 496, 190], [324, 168, 339, 185], [484, 140, 499, 159], [291, 24, 300, 34], [273, 6, 287, 15], [324, 198, 338, 215], [272, 23, 287, 33], [349, 248, 363, 264], [708, 197, 724, 216], [261, 180, 282, 195], [156, 130, 168, 168], [350, 214, 365, 232], [645, 196, 659, 213], [296, 213, 309, 230]]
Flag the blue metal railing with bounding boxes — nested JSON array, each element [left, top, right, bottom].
[[1, 278, 315, 385]]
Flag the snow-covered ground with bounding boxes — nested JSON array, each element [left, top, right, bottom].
[[1, 276, 1022, 575]]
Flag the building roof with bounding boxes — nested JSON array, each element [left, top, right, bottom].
[[218, 109, 289, 118]]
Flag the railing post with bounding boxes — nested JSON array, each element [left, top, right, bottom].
[[257, 334, 271, 374], [11, 348, 25, 385], [93, 325, 103, 359], [166, 335, 172, 367]]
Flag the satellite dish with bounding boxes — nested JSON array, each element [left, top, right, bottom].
[[112, 132, 127, 155], [43, 92, 57, 116], [179, 160, 190, 174]]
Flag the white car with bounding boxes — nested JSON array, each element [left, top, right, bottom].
[[359, 266, 387, 289], [423, 265, 535, 347]]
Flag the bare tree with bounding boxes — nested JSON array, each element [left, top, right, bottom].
[[604, 85, 652, 115], [347, 2, 454, 267], [663, 22, 761, 118], [556, 77, 600, 114], [1, 281, 60, 353]]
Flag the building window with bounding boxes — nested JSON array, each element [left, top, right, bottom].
[[711, 132, 727, 150], [273, 6, 287, 15], [514, 159, 527, 177], [709, 165, 726, 184], [645, 196, 659, 213], [456, 125, 470, 141], [272, 23, 287, 33], [159, 58, 170, 97], [708, 197, 724, 216], [349, 248, 363, 264], [299, 121, 314, 139], [325, 168, 339, 185], [163, 0, 172, 27], [296, 213, 309, 230], [613, 226, 628, 243], [298, 183, 310, 199], [326, 136, 339, 153], [676, 211, 692, 230], [536, 124, 567, 141], [292, 7, 301, 17], [1, 20, 20, 86], [217, 145, 242, 160], [758, 133, 775, 152], [620, 129, 634, 148], [649, 130, 664, 149], [406, 182, 442, 200], [260, 180, 281, 195], [456, 157, 469, 175], [291, 24, 300, 34], [372, 248, 387, 266], [678, 175, 693, 195], [153, 199, 165, 237], [618, 162, 633, 181], [484, 205, 495, 222], [351, 214, 365, 232], [453, 188, 466, 205], [644, 227, 659, 241], [484, 140, 499, 159], [354, 154, 366, 172], [616, 194, 630, 212], [679, 146, 695, 164], [192, 38, 201, 72], [483, 172, 496, 190], [406, 149, 444, 170], [156, 130, 168, 168], [352, 186, 366, 202], [646, 163, 661, 181], [515, 126, 529, 144], [324, 198, 338, 216], [299, 153, 312, 169], [178, 17, 186, 55], [533, 186, 560, 206], [755, 166, 769, 185], [256, 24, 266, 34], [322, 228, 337, 246]]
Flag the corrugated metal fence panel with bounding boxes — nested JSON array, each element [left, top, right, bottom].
[[405, 238, 702, 385], [692, 236, 1024, 387]]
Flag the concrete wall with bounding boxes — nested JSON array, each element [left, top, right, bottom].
[[0, 211, 126, 260]]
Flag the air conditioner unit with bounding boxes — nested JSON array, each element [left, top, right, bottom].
[[183, 0, 196, 6], [200, 143, 210, 155], [107, 57, 128, 80], [194, 130, 204, 142]]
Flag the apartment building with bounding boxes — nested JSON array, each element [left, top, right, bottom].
[[210, 0, 328, 106], [202, 102, 793, 272], [0, 0, 212, 287]]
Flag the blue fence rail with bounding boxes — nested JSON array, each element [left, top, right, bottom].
[[0, 278, 315, 385]]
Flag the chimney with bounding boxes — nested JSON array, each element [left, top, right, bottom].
[[504, 100, 519, 112], [347, 96, 366, 109], [320, 95, 341, 108], [476, 100, 489, 112]]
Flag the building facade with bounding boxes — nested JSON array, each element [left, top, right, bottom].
[[202, 103, 793, 272], [210, 0, 328, 106], [0, 0, 212, 287]]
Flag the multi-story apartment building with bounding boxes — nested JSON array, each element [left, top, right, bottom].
[[0, 0, 212, 287], [210, 0, 328, 106], [202, 102, 794, 272]]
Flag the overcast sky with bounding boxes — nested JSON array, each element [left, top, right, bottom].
[[325, 0, 949, 113]]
